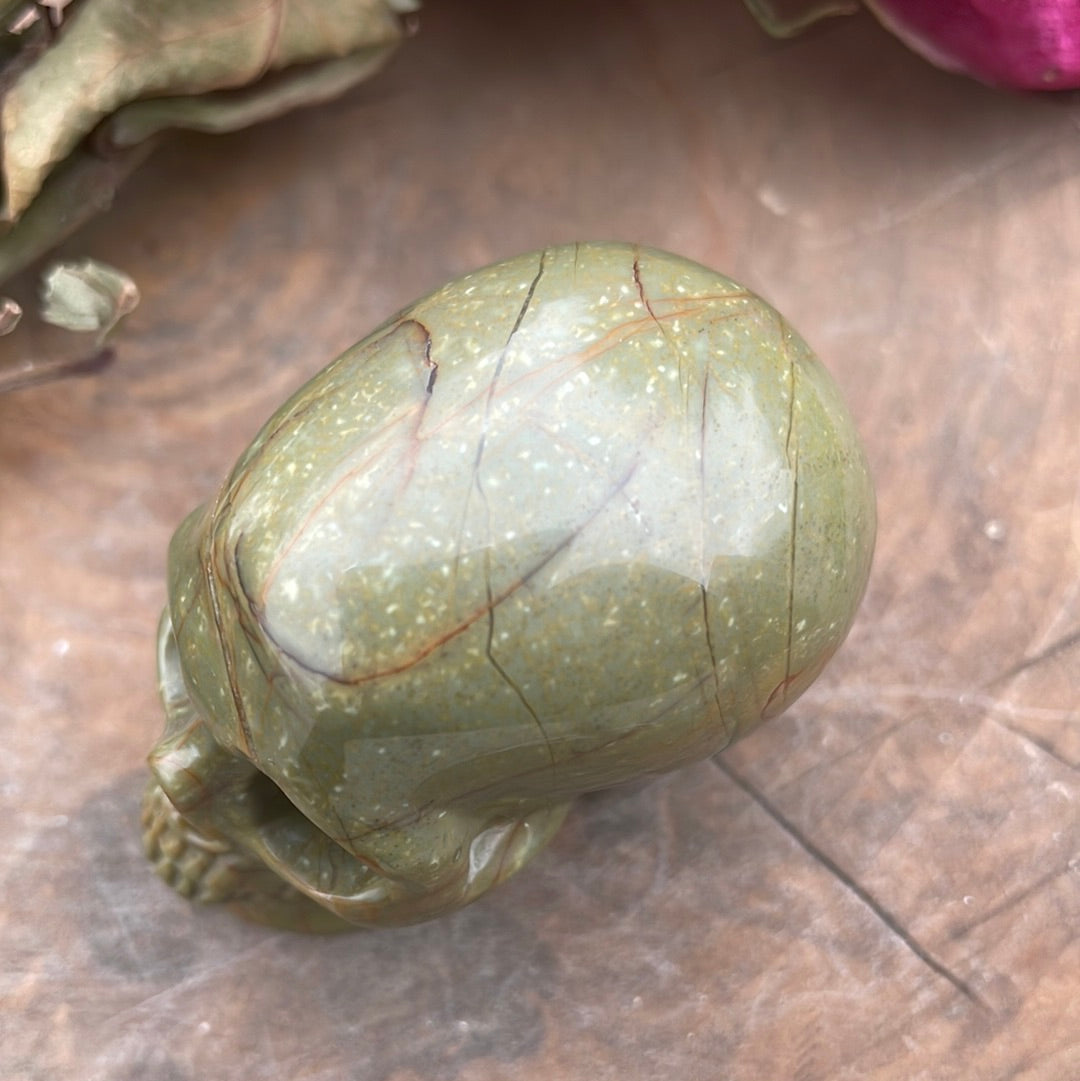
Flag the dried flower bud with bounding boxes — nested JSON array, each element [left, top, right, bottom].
[[40, 259, 138, 337]]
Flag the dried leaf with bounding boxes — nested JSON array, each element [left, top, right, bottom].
[[102, 47, 397, 148], [1, 0, 408, 220], [0, 139, 155, 286]]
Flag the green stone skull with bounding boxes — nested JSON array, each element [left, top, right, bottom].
[[143, 242, 875, 931]]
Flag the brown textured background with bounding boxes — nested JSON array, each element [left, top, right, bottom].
[[1, 1, 1078, 1078]]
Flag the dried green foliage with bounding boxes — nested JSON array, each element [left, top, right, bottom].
[[0, 0, 415, 288], [742, 0, 857, 37]]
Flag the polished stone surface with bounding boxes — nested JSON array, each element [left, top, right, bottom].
[[151, 243, 873, 928]]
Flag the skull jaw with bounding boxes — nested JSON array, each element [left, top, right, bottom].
[[141, 776, 358, 933], [146, 606, 571, 930], [142, 768, 570, 931]]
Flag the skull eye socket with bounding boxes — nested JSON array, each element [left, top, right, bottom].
[[245, 770, 303, 831], [234, 769, 399, 912], [237, 770, 362, 887]]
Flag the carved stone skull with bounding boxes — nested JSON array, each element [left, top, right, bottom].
[[142, 243, 875, 930]]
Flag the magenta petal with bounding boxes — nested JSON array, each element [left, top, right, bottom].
[[867, 0, 1080, 89]]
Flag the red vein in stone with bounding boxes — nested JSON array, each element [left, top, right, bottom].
[[244, 462, 640, 687]]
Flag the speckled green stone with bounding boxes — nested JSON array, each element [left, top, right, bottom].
[[145, 242, 875, 930]]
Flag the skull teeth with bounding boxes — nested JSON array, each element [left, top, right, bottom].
[[140, 777, 356, 931], [140, 779, 248, 903]]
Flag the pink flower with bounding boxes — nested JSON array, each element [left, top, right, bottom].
[[867, 0, 1080, 89]]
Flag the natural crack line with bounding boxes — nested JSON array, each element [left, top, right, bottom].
[[711, 756, 988, 1010], [988, 624, 1080, 688], [697, 370, 730, 745], [471, 251, 555, 764]]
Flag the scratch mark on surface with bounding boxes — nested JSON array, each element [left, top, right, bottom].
[[805, 141, 1050, 250], [985, 715, 1079, 771], [816, 682, 1078, 724], [712, 755, 988, 1009], [988, 625, 1080, 687], [948, 861, 1075, 942], [101, 938, 278, 1025]]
